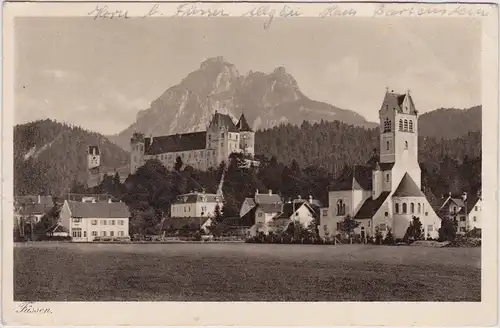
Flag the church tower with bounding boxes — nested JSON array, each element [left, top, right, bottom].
[[87, 146, 101, 170], [378, 88, 421, 189]]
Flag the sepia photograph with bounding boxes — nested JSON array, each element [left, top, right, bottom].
[[2, 1, 498, 326]]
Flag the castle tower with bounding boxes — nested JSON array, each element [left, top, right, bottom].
[[378, 88, 421, 190], [130, 132, 145, 174], [237, 112, 255, 158], [87, 146, 101, 170]]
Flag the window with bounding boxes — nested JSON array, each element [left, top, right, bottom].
[[101, 231, 107, 237], [110, 220, 115, 225], [460, 227, 466, 232], [258, 212, 263, 217], [91, 219, 98, 225], [322, 209, 328, 216], [426, 225, 433, 232], [473, 216, 477, 222], [386, 141, 390, 150], [379, 224, 387, 231], [92, 231, 97, 237], [118, 231, 124, 237], [410, 203, 415, 213], [100, 220, 107, 225], [409, 120, 413, 132], [418, 203, 421, 214], [404, 119, 408, 131], [221, 132, 224, 137], [425, 212, 428, 216], [402, 203, 407, 214], [110, 231, 114, 237], [460, 216, 466, 221], [386, 173, 390, 182], [368, 221, 371, 227], [73, 218, 82, 223], [71, 228, 82, 238], [384, 212, 389, 217], [337, 200, 346, 216], [405, 141, 408, 149], [336, 222, 341, 230], [399, 119, 403, 131], [395, 203, 399, 214], [118, 220, 124, 225], [383, 118, 391, 132], [475, 206, 478, 211], [83, 231, 87, 237]]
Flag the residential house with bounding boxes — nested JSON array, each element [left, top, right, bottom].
[[438, 191, 482, 234], [320, 89, 441, 241], [59, 199, 131, 242], [270, 196, 321, 233], [240, 190, 283, 236]]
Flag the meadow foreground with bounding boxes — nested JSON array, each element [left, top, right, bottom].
[[14, 243, 481, 302]]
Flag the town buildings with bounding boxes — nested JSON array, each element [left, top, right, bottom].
[[130, 112, 256, 174], [438, 192, 482, 234], [320, 89, 442, 240], [59, 198, 131, 242], [14, 195, 57, 238]]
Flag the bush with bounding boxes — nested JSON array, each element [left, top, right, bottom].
[[383, 228, 395, 245]]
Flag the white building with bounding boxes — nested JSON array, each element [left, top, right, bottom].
[[170, 191, 222, 218], [130, 112, 256, 174], [320, 89, 441, 240], [59, 199, 131, 242], [270, 197, 320, 233], [438, 192, 482, 234]]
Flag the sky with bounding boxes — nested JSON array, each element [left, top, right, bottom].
[[15, 17, 481, 135]]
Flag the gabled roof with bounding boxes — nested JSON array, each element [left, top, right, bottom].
[[392, 173, 425, 197], [330, 165, 372, 191], [15, 195, 54, 207], [354, 192, 390, 220], [255, 193, 282, 205], [237, 113, 253, 132], [145, 132, 207, 155], [439, 194, 481, 215], [67, 201, 130, 218], [17, 203, 52, 215], [209, 112, 238, 132], [273, 201, 317, 220], [257, 203, 283, 213], [380, 91, 417, 115]]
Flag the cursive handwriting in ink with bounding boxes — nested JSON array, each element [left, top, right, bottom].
[[142, 3, 163, 17], [373, 4, 489, 17], [242, 5, 276, 29], [16, 302, 52, 314], [319, 5, 357, 17], [173, 3, 229, 17], [88, 5, 129, 20], [279, 5, 302, 18]]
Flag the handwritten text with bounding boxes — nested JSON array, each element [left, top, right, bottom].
[[88, 5, 129, 19], [16, 302, 52, 314]]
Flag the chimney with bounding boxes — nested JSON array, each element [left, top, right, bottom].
[[37, 195, 41, 204], [297, 195, 302, 200], [255, 189, 259, 196], [309, 195, 313, 203], [449, 191, 452, 197], [268, 189, 272, 196]]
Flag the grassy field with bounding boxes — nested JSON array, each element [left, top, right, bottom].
[[14, 243, 481, 301]]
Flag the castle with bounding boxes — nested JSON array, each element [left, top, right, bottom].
[[320, 89, 442, 240], [130, 112, 256, 174]]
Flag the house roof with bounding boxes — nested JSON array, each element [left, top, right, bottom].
[[240, 206, 257, 224], [209, 113, 238, 132], [15, 195, 54, 207], [254, 193, 282, 205], [145, 131, 207, 155], [88, 145, 100, 155], [354, 191, 391, 220], [380, 91, 417, 115], [392, 173, 425, 197], [274, 202, 295, 219], [173, 192, 220, 204], [257, 203, 283, 213], [67, 201, 130, 218], [237, 113, 253, 132], [330, 165, 372, 191], [440, 194, 481, 215], [160, 217, 211, 231], [17, 203, 52, 215]]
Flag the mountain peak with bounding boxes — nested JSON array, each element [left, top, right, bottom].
[[200, 56, 233, 70]]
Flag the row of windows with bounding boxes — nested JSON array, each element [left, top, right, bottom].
[[87, 219, 125, 226], [394, 202, 428, 215], [72, 229, 125, 238], [382, 118, 415, 133]]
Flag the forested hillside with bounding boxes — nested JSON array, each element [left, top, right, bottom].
[[14, 119, 129, 196]]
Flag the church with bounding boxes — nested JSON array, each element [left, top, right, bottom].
[[129, 112, 256, 174], [319, 89, 441, 240]]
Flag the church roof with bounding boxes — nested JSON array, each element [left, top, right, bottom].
[[88, 146, 100, 155], [237, 113, 253, 132], [380, 91, 417, 115], [354, 192, 390, 220], [392, 173, 425, 197], [330, 165, 372, 191], [145, 132, 207, 155]]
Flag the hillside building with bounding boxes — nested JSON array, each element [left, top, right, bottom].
[[86, 146, 129, 188], [130, 112, 256, 174], [320, 89, 442, 240], [438, 192, 482, 234]]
